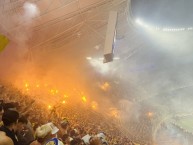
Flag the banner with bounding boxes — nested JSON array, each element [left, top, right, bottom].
[[0, 34, 9, 52], [45, 138, 59, 145]]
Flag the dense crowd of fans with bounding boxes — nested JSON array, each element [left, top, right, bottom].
[[0, 82, 150, 145]]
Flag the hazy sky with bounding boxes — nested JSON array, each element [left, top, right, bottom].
[[131, 0, 193, 27]]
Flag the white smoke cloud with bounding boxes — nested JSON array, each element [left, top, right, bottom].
[[22, 2, 40, 23], [13, 2, 40, 55], [0, 2, 40, 54]]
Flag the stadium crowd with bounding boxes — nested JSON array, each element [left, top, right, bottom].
[[0, 82, 148, 145]]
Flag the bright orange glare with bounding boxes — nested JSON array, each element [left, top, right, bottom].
[[92, 105, 96, 109], [112, 111, 118, 117], [50, 89, 55, 95], [91, 101, 98, 110], [50, 89, 59, 95], [104, 82, 110, 87], [64, 94, 68, 98], [36, 84, 40, 88], [62, 100, 66, 104], [25, 83, 29, 88], [82, 96, 87, 102], [147, 112, 153, 117], [109, 108, 119, 118], [48, 105, 52, 109], [100, 82, 110, 91]]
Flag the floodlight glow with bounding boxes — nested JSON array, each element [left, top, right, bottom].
[[155, 27, 160, 30], [86, 57, 92, 60], [135, 18, 143, 25], [144, 24, 149, 28], [89, 59, 110, 74], [134, 17, 193, 32], [114, 57, 120, 60]]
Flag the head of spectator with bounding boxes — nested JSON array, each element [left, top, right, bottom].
[[82, 134, 92, 145], [61, 118, 69, 129], [35, 122, 59, 144], [3, 103, 17, 111], [0, 99, 3, 106], [24, 113, 30, 121], [96, 133, 108, 145], [17, 115, 28, 132], [62, 134, 70, 144], [76, 138, 84, 145], [70, 139, 79, 145], [0, 104, 3, 119], [70, 138, 84, 145], [89, 137, 102, 145], [0, 131, 14, 145], [96, 133, 106, 139], [70, 129, 77, 138], [1, 110, 19, 132]]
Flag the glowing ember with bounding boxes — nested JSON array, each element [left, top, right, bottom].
[[25, 83, 29, 88], [100, 82, 110, 91], [50, 89, 55, 95], [48, 105, 52, 109], [91, 101, 98, 110], [109, 108, 119, 118], [82, 96, 87, 102], [92, 105, 96, 109], [64, 94, 68, 98], [17, 80, 102, 111], [147, 112, 153, 117]]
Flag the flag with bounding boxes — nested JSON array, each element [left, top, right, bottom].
[[0, 34, 9, 52], [45, 138, 64, 145]]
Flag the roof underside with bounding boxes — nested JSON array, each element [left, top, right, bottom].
[[1, 0, 193, 118]]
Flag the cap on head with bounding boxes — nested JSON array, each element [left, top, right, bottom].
[[35, 122, 59, 139]]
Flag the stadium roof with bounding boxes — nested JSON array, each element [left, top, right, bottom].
[[1, 0, 193, 113]]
